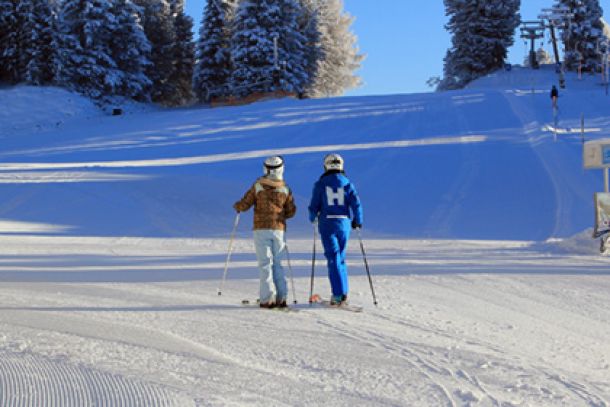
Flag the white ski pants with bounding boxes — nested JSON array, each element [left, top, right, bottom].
[[253, 229, 288, 304]]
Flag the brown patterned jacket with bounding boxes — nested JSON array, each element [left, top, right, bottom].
[[233, 177, 296, 231]]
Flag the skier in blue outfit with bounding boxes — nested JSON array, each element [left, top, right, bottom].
[[308, 153, 363, 305]]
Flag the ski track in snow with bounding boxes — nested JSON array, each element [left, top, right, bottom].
[[0, 349, 181, 407], [1, 236, 610, 406], [0, 135, 486, 172]]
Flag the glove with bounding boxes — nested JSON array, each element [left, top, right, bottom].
[[233, 204, 241, 213], [351, 220, 362, 230]]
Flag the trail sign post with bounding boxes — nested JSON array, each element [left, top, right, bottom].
[[583, 139, 610, 247], [583, 138, 610, 191]]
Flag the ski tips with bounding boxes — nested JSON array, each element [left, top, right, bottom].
[[309, 293, 321, 303]]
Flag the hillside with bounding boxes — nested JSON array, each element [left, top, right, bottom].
[[1, 67, 610, 406], [1, 66, 607, 241]]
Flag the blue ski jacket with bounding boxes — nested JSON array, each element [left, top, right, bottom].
[[308, 170, 363, 227]]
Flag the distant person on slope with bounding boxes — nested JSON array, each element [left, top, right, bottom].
[[550, 85, 559, 109], [308, 154, 363, 306], [234, 156, 296, 308]]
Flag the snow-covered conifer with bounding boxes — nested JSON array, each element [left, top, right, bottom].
[[229, 0, 309, 98], [536, 47, 553, 65], [109, 0, 152, 101], [298, 0, 322, 97], [57, 0, 151, 100], [16, 0, 57, 85], [56, 0, 117, 98], [193, 0, 236, 102], [523, 48, 553, 67], [305, 0, 363, 97], [167, 0, 195, 105], [602, 17, 610, 39], [554, 0, 604, 72], [0, 0, 19, 83], [440, 0, 520, 90], [132, 0, 177, 104]]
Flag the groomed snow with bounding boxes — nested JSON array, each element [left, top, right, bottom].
[[1, 66, 610, 406]]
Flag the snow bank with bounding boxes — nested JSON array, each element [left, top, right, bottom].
[[0, 86, 156, 139], [467, 64, 607, 93], [0, 86, 101, 137], [536, 228, 601, 255]]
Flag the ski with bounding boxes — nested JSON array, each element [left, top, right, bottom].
[[309, 294, 363, 313], [240, 299, 299, 312]]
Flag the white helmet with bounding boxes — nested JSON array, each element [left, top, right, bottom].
[[323, 153, 344, 171], [263, 155, 284, 180]]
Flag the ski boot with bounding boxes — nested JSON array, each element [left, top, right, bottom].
[[330, 294, 348, 306], [259, 301, 276, 309]]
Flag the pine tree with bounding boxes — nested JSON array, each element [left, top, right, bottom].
[[305, 0, 363, 98], [109, 0, 152, 101], [132, 0, 177, 104], [16, 0, 57, 85], [298, 0, 322, 97], [523, 47, 553, 67], [276, 0, 310, 94], [168, 0, 195, 105], [536, 47, 553, 65], [0, 3, 15, 81], [0, 0, 19, 83], [229, 0, 309, 98], [440, 0, 520, 90], [193, 0, 236, 102], [603, 17, 610, 39], [57, 0, 151, 100], [554, 0, 604, 72], [56, 0, 117, 98], [0, 2, 12, 80]]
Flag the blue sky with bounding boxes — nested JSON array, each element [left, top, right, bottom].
[[184, 1, 610, 96]]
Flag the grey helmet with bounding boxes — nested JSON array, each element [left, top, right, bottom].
[[263, 155, 284, 180], [323, 153, 344, 171]]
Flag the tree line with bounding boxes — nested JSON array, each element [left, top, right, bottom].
[[440, 0, 605, 90], [0, 0, 363, 106]]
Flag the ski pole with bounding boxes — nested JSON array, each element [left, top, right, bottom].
[[357, 228, 378, 306], [309, 221, 317, 304], [218, 212, 240, 296], [284, 236, 298, 304]]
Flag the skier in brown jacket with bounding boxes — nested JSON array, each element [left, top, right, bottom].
[[233, 156, 297, 308]]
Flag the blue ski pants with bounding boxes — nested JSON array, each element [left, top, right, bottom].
[[319, 220, 351, 297]]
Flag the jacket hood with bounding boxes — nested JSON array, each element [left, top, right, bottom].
[[258, 176, 286, 188], [319, 169, 346, 180]]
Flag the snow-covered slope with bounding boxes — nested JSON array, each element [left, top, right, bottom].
[[1, 67, 610, 406], [0, 86, 101, 137], [0, 66, 606, 241]]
